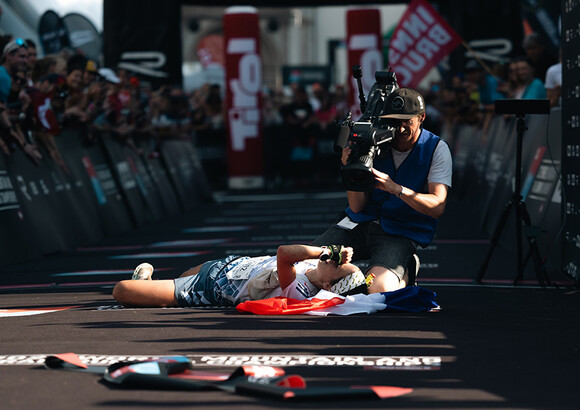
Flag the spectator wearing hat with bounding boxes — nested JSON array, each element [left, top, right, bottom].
[[83, 60, 99, 87], [0, 38, 42, 161], [312, 87, 452, 293]]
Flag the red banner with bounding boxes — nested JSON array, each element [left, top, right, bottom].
[[388, 0, 462, 88], [223, 7, 263, 189], [346, 9, 383, 120]]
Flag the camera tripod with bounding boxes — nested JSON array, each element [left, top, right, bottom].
[[475, 113, 552, 286]]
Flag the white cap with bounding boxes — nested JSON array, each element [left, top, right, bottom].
[[98, 68, 121, 84]]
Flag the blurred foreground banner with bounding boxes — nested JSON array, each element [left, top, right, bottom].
[[224, 6, 264, 189], [388, 0, 462, 88], [102, 0, 182, 89], [346, 8, 382, 120], [38, 10, 70, 55]]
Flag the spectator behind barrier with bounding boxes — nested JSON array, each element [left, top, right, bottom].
[[522, 33, 558, 81], [512, 56, 547, 100], [0, 38, 42, 162], [545, 49, 562, 108]]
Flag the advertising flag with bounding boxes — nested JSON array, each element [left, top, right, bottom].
[[346, 9, 383, 120], [223, 7, 263, 189], [388, 0, 462, 88]]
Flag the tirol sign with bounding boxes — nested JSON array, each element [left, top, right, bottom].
[[346, 9, 383, 120], [224, 7, 263, 189]]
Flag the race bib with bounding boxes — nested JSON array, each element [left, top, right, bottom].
[[226, 256, 269, 280]]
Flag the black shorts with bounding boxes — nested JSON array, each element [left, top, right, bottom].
[[312, 213, 417, 281]]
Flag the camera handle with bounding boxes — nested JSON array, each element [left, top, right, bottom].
[[352, 65, 367, 112]]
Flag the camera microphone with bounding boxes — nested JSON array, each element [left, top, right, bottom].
[[352, 65, 367, 112]]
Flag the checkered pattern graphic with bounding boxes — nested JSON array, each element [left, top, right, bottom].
[[331, 270, 366, 295]]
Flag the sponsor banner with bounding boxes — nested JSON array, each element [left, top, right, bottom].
[[38, 10, 70, 55], [61, 13, 102, 63], [4, 148, 75, 255], [102, 0, 182, 89], [435, 0, 523, 77], [346, 8, 382, 120], [0, 354, 442, 369], [197, 34, 225, 68], [388, 0, 462, 88], [224, 6, 264, 189], [282, 65, 332, 86]]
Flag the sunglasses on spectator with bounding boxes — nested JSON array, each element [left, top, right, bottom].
[[15, 38, 29, 49]]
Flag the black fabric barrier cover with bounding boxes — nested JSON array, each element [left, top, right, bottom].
[[0, 153, 43, 266], [135, 137, 181, 216], [35, 140, 104, 247], [98, 132, 152, 227], [159, 138, 212, 211], [55, 129, 134, 237], [0, 126, 208, 270]]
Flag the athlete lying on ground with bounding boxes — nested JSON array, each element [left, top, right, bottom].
[[112, 244, 362, 307]]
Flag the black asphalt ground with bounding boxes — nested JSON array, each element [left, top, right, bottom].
[[1, 189, 579, 409]]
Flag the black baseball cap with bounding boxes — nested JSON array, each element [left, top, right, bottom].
[[379, 88, 426, 120]]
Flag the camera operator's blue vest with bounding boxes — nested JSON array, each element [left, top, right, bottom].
[[345, 129, 442, 247]]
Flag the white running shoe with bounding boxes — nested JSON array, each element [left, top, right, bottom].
[[132, 263, 154, 280]]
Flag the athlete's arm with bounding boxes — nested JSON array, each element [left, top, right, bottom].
[[277, 245, 324, 290], [276, 245, 352, 290]]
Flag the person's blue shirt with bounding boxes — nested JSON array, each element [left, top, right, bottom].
[[479, 75, 505, 104], [521, 78, 547, 99], [0, 66, 11, 103]]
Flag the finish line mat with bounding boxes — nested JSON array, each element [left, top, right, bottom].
[[0, 354, 442, 370]]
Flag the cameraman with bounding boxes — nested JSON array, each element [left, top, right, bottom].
[[312, 87, 452, 293]]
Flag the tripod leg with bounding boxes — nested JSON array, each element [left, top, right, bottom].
[[515, 201, 551, 286], [514, 198, 524, 282], [476, 199, 514, 283]]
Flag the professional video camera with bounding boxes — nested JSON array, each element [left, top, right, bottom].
[[335, 66, 399, 192]]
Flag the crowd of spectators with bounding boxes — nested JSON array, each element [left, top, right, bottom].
[[0, 33, 199, 173], [0, 30, 561, 189]]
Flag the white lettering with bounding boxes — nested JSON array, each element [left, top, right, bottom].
[[118, 51, 168, 78], [390, 29, 415, 53], [227, 38, 261, 152], [402, 13, 429, 39], [416, 5, 436, 24], [349, 34, 378, 50], [429, 23, 453, 46], [402, 50, 427, 72], [415, 37, 439, 59], [360, 49, 383, 91]]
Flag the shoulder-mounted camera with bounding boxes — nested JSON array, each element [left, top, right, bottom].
[[335, 66, 399, 192]]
